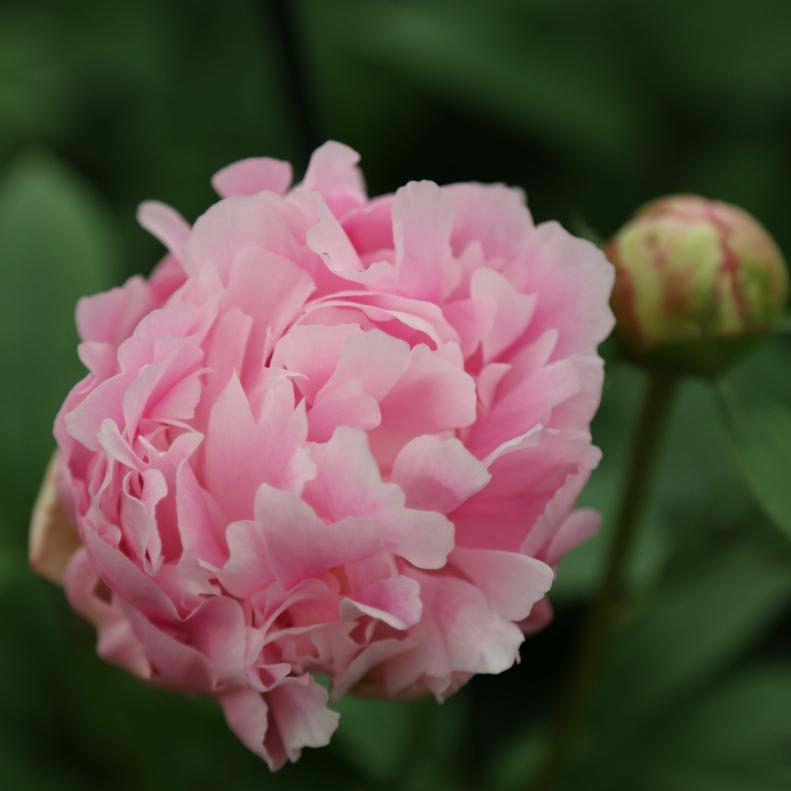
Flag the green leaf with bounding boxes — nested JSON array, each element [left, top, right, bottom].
[[348, 1, 642, 166], [333, 696, 413, 782], [0, 153, 119, 558], [587, 541, 791, 729], [614, 666, 791, 791], [717, 383, 791, 539]]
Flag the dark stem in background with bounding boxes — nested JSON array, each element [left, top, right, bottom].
[[260, 0, 321, 158], [530, 374, 678, 791]]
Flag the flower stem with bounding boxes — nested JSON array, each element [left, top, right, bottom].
[[530, 373, 678, 790]]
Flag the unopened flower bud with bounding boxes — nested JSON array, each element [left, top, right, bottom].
[[607, 195, 788, 375]]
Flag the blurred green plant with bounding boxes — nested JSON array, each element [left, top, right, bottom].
[[1, 0, 790, 789]]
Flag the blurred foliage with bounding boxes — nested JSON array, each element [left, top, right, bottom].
[[1, 0, 790, 789]]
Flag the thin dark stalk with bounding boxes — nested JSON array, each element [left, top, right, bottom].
[[260, 0, 320, 158]]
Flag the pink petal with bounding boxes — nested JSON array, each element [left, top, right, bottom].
[[470, 267, 537, 362], [508, 221, 615, 356], [450, 547, 553, 621], [384, 507, 454, 570], [303, 427, 402, 522], [266, 676, 340, 768], [308, 378, 381, 441], [542, 508, 600, 566], [254, 484, 382, 589], [223, 246, 315, 378], [468, 359, 580, 460], [120, 602, 217, 694], [76, 275, 149, 346], [203, 374, 306, 521], [212, 157, 293, 198], [391, 435, 490, 513], [444, 182, 533, 260], [137, 201, 191, 260], [83, 528, 178, 621], [341, 574, 422, 630], [271, 323, 360, 401], [184, 192, 307, 281], [307, 329, 411, 440], [64, 548, 152, 679], [371, 343, 477, 466], [392, 180, 457, 299], [300, 141, 366, 217]]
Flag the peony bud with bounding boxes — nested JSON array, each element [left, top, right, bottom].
[[607, 195, 788, 375]]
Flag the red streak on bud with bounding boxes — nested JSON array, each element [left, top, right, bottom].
[[607, 238, 643, 347], [704, 205, 750, 320]]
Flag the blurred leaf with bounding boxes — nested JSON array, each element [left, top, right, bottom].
[[588, 539, 791, 729], [333, 696, 412, 782], [717, 384, 791, 540], [489, 727, 546, 791], [0, 153, 120, 585], [348, 0, 645, 165], [0, 153, 119, 547], [548, 537, 791, 791], [654, 666, 791, 770], [614, 666, 791, 791]]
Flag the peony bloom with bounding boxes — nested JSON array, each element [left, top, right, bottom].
[[608, 194, 787, 375], [30, 142, 613, 769]]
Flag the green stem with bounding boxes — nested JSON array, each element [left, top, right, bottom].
[[530, 373, 678, 791]]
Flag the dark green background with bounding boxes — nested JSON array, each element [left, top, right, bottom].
[[1, 1, 790, 789]]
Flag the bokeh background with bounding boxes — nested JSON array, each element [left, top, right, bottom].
[[2, 1, 791, 789]]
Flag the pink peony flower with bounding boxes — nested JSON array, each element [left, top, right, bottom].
[[30, 142, 614, 769]]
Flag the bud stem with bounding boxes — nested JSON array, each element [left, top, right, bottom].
[[530, 373, 678, 790]]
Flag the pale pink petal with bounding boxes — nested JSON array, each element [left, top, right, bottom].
[[333, 638, 414, 698], [184, 192, 307, 281], [507, 221, 615, 356], [384, 508, 454, 570], [300, 190, 364, 275], [137, 201, 191, 260], [254, 484, 381, 589], [219, 519, 272, 598], [271, 323, 360, 401], [371, 343, 477, 466], [266, 676, 340, 768], [542, 509, 600, 567], [392, 180, 457, 299], [308, 378, 381, 441], [300, 141, 366, 216], [223, 246, 315, 375], [468, 359, 580, 460], [64, 548, 152, 679], [470, 267, 537, 362], [443, 296, 496, 358], [476, 362, 512, 412], [220, 688, 274, 764], [303, 427, 402, 521], [341, 574, 422, 630], [212, 157, 293, 198], [120, 603, 217, 694], [203, 374, 306, 521], [76, 275, 149, 346], [83, 528, 178, 621], [450, 547, 553, 621], [64, 372, 131, 450], [378, 572, 524, 695], [444, 182, 533, 261], [391, 435, 490, 513]]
